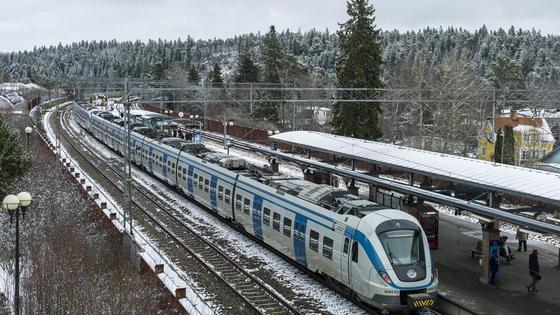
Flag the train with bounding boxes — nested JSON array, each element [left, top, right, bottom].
[[72, 102, 438, 311]]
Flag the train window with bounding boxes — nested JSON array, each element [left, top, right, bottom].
[[198, 177, 203, 189], [351, 241, 358, 263], [283, 218, 292, 238], [182, 168, 187, 174], [272, 213, 281, 231], [323, 237, 333, 260], [225, 189, 231, 204], [204, 179, 210, 193], [343, 238, 350, 257], [263, 208, 271, 226], [309, 230, 319, 252], [235, 195, 242, 210], [218, 186, 224, 200], [243, 198, 250, 215], [194, 174, 198, 180]]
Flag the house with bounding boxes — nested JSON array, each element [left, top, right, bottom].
[[478, 111, 556, 166]]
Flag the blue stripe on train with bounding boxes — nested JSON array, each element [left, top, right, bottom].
[[293, 213, 307, 266], [187, 165, 194, 194], [252, 195, 263, 240], [148, 147, 153, 171], [163, 153, 168, 178], [210, 176, 218, 211]]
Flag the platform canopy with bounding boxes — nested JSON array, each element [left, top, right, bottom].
[[271, 131, 560, 207]]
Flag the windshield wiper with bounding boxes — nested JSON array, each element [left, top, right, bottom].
[[386, 243, 395, 264]]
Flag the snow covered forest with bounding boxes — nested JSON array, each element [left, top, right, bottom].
[[1, 26, 560, 87]]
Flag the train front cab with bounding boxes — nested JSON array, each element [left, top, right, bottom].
[[349, 212, 437, 311]]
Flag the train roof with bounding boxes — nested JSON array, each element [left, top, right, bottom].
[[269, 179, 388, 218]]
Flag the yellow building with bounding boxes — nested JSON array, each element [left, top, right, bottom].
[[479, 111, 555, 166]]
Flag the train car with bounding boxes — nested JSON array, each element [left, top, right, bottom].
[[72, 102, 438, 311]]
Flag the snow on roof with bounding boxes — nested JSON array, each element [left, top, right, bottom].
[[271, 131, 560, 206], [513, 119, 556, 142]]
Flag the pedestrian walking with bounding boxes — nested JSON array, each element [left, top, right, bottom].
[[516, 228, 528, 252], [526, 249, 541, 292], [489, 249, 499, 287]]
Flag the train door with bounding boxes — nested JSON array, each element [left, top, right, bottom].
[[251, 195, 263, 240], [341, 231, 354, 286], [210, 176, 218, 211], [162, 153, 168, 178], [187, 165, 194, 195], [293, 214, 307, 266], [343, 228, 356, 287], [148, 147, 153, 172]]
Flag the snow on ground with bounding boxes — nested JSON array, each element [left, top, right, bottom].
[[44, 109, 217, 315], [69, 113, 365, 314]]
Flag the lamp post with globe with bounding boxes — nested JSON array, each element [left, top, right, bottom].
[[24, 127, 32, 150], [267, 130, 280, 150], [2, 192, 32, 315], [224, 119, 234, 153]]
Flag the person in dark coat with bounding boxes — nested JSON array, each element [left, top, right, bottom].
[[527, 249, 540, 292], [516, 228, 528, 252], [489, 249, 499, 287]]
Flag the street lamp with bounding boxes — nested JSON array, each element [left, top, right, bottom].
[[224, 119, 234, 154], [267, 130, 280, 150], [24, 127, 32, 150], [2, 192, 32, 315]]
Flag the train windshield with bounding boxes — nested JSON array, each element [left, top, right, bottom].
[[379, 229, 422, 266]]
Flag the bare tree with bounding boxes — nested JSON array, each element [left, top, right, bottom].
[[425, 54, 485, 154]]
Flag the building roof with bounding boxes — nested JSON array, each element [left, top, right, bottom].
[[492, 111, 556, 142], [271, 131, 560, 206], [495, 114, 543, 130]]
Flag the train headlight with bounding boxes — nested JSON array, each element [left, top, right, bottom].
[[431, 268, 439, 282], [378, 271, 393, 284]]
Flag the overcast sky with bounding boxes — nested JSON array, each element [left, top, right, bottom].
[[2, 0, 559, 53]]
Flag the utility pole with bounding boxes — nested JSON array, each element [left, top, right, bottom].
[[122, 78, 133, 235], [292, 82, 297, 131]]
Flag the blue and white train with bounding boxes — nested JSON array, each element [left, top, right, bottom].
[[73, 102, 438, 311]]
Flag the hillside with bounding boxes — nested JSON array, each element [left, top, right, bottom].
[[1, 26, 559, 88]]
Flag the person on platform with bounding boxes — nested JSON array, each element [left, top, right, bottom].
[[516, 228, 528, 252], [527, 249, 541, 292], [489, 249, 499, 287]]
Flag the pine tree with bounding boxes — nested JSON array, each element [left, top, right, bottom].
[[187, 64, 200, 83], [208, 63, 223, 86], [502, 125, 516, 165], [255, 25, 285, 123], [494, 125, 515, 165], [233, 49, 260, 83], [262, 25, 284, 83], [151, 63, 164, 80], [332, 0, 383, 140], [494, 128, 503, 163], [0, 114, 32, 194]]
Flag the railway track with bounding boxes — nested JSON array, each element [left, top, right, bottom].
[[51, 107, 301, 315]]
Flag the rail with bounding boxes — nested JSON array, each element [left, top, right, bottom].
[[40, 108, 215, 315], [59, 107, 300, 315]]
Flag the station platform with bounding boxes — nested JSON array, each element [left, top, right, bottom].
[[434, 214, 560, 314]]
